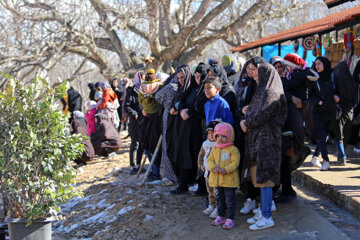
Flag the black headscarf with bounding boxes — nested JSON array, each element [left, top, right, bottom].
[[195, 62, 210, 83], [207, 64, 228, 83], [315, 57, 332, 81]]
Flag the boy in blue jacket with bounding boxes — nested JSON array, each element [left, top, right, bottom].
[[204, 77, 234, 126]]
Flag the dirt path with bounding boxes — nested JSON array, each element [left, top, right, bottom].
[[52, 136, 353, 240]]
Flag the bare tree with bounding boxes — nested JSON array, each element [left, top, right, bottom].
[[0, 0, 339, 83]]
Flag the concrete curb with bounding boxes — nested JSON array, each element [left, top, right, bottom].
[[293, 169, 360, 219]]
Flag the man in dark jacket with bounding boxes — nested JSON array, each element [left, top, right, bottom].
[[124, 84, 144, 175]]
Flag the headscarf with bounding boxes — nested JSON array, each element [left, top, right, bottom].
[[99, 82, 111, 90], [315, 57, 332, 81], [176, 64, 194, 95], [88, 100, 97, 110], [133, 71, 144, 90], [110, 78, 124, 92], [222, 54, 239, 75], [269, 56, 285, 68], [246, 63, 286, 121], [208, 64, 228, 83], [73, 110, 84, 119], [214, 122, 234, 149], [250, 56, 267, 66], [195, 62, 210, 83], [333, 61, 356, 103]]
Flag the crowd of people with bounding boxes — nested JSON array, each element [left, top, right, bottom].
[[63, 53, 360, 231]]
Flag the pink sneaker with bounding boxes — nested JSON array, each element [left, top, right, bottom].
[[212, 216, 226, 226], [223, 219, 235, 230]]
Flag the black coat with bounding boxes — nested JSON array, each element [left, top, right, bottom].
[[309, 77, 336, 131], [283, 69, 314, 101], [124, 86, 143, 137], [166, 86, 203, 178]]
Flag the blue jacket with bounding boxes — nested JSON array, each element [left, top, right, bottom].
[[205, 94, 234, 126]]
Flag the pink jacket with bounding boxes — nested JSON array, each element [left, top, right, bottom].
[[85, 109, 97, 136]]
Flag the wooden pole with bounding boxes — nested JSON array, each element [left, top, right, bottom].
[[141, 135, 162, 185], [136, 155, 148, 178]]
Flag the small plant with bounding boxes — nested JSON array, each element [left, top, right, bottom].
[[0, 74, 84, 224]]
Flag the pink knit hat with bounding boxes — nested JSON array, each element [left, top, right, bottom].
[[214, 122, 234, 144], [283, 53, 305, 69]]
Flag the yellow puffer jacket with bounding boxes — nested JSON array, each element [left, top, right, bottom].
[[207, 145, 240, 188]]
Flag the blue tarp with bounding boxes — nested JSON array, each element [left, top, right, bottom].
[[262, 45, 326, 68]]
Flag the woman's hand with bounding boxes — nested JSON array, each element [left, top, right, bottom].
[[200, 165, 206, 172], [292, 96, 302, 109], [318, 100, 323, 106], [170, 108, 178, 115], [240, 119, 247, 133], [213, 167, 219, 173], [242, 105, 249, 115], [142, 109, 148, 116], [333, 95, 340, 103], [180, 109, 190, 120]]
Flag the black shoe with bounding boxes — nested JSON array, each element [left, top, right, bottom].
[[146, 173, 161, 182], [274, 194, 296, 203], [170, 187, 189, 195], [130, 168, 138, 175]]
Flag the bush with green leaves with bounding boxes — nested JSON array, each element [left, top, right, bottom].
[[0, 74, 84, 224]]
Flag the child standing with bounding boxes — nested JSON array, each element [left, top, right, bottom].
[[85, 100, 98, 136], [204, 77, 234, 126], [207, 122, 240, 230], [198, 121, 219, 218]]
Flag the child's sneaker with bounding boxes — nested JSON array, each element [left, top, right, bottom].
[[223, 219, 235, 230], [211, 216, 226, 226], [240, 198, 256, 214], [249, 216, 275, 231], [247, 210, 262, 224], [202, 205, 214, 215], [252, 200, 276, 214], [209, 208, 218, 219]]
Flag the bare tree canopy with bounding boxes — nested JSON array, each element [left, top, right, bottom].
[[1, 0, 353, 86]]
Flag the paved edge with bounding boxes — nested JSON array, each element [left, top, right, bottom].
[[293, 170, 360, 219]]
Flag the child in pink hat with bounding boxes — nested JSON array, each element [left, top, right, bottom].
[[207, 122, 240, 230]]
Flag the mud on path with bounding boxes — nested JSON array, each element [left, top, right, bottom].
[[52, 135, 353, 240]]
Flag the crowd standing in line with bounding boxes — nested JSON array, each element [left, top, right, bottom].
[[61, 52, 360, 231]]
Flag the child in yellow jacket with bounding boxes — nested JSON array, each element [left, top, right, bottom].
[[207, 122, 240, 230]]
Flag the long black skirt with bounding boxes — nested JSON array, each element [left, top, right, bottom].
[[138, 113, 161, 153], [166, 114, 203, 179]]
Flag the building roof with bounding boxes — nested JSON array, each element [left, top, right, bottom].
[[324, 0, 355, 8], [231, 6, 360, 53]]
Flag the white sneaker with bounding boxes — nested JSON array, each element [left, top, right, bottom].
[[189, 184, 198, 192], [311, 156, 322, 168], [202, 205, 214, 215], [249, 216, 275, 231], [354, 146, 360, 153], [247, 210, 262, 224], [252, 201, 276, 214], [320, 161, 330, 171], [209, 208, 218, 219], [240, 198, 256, 215]]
